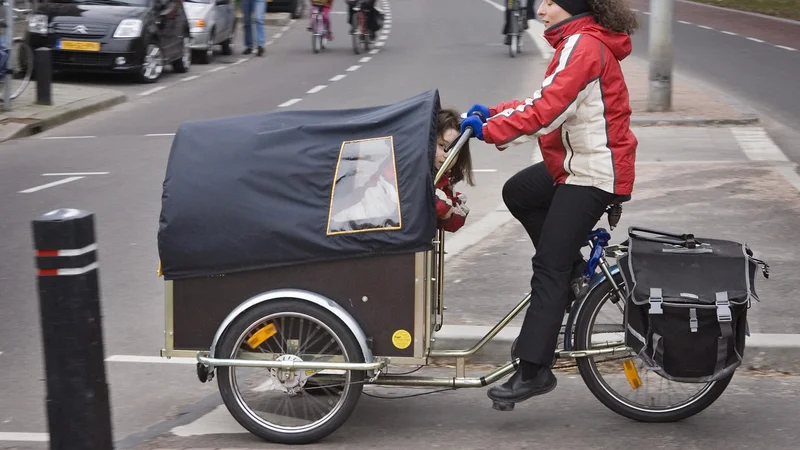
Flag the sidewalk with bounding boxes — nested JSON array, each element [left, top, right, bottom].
[[622, 56, 759, 125], [0, 82, 126, 142]]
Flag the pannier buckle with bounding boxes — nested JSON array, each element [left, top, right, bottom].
[[648, 288, 663, 315], [715, 292, 732, 323], [689, 308, 698, 333]]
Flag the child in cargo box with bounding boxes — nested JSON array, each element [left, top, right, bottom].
[[434, 108, 475, 233]]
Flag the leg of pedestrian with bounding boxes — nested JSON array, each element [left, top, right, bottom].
[[241, 0, 254, 54], [255, 0, 266, 56]]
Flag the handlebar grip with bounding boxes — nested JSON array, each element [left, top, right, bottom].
[[470, 110, 486, 123]]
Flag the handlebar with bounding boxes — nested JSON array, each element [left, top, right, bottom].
[[433, 111, 485, 185]]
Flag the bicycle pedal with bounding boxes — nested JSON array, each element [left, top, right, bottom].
[[491, 401, 515, 412]]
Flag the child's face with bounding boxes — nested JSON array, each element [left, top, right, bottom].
[[435, 128, 460, 170]]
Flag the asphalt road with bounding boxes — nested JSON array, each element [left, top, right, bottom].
[[1, 0, 799, 448], [628, 0, 800, 160]]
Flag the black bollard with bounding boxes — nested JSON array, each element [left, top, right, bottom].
[[32, 208, 114, 450], [35, 47, 52, 106]]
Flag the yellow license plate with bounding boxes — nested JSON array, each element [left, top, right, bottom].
[[59, 40, 101, 52]]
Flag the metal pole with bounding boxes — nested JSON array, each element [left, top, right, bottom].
[[647, 0, 674, 112], [32, 209, 115, 450], [3, 0, 13, 111]]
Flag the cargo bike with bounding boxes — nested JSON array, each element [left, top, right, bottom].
[[156, 90, 770, 445]]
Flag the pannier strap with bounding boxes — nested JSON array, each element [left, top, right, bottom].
[[649, 288, 663, 315], [689, 308, 698, 333], [715, 292, 732, 323], [714, 292, 735, 375]]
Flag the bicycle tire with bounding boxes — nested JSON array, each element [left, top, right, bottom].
[[4, 38, 34, 101], [574, 273, 733, 422]]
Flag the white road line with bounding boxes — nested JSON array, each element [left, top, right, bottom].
[[698, 25, 713, 30], [233, 58, 247, 65], [747, 37, 765, 43], [375, 41, 385, 47], [274, 32, 283, 38], [381, 29, 390, 34], [171, 405, 249, 436], [278, 98, 302, 107], [145, 133, 176, 137], [40, 135, 95, 140], [721, 30, 737, 36], [0, 432, 49, 442], [281, 25, 290, 32], [346, 65, 361, 71], [208, 66, 228, 72], [678, 20, 693, 25], [106, 355, 198, 364], [181, 75, 200, 82], [369, 49, 380, 55], [19, 176, 84, 194], [379, 35, 388, 40], [731, 127, 790, 162], [776, 45, 797, 51], [444, 204, 514, 262], [776, 166, 800, 193], [266, 39, 274, 45], [42, 172, 109, 176], [359, 56, 372, 62], [330, 74, 346, 81], [642, 11, 650, 15], [139, 86, 165, 96], [307, 85, 327, 94], [473, 169, 498, 172], [385, 24, 392, 29]]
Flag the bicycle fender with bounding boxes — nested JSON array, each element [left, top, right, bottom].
[[563, 264, 622, 351]]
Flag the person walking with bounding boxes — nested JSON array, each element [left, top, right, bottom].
[[241, 0, 266, 56]]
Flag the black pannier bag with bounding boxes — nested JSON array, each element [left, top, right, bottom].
[[618, 227, 769, 383]]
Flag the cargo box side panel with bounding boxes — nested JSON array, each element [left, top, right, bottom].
[[172, 253, 417, 357]]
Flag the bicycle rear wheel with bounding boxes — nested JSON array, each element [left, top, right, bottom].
[[1, 38, 34, 101], [574, 273, 732, 422]]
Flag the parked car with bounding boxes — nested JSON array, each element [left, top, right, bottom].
[[25, 0, 193, 83], [267, 0, 303, 19], [184, 0, 235, 64]]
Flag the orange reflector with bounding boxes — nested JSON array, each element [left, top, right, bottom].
[[247, 323, 278, 349], [157, 260, 162, 277], [622, 359, 642, 389]]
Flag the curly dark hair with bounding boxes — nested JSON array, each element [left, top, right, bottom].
[[587, 0, 640, 35], [437, 108, 475, 186]]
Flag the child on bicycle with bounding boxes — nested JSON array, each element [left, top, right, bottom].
[[434, 108, 475, 233], [308, 0, 334, 41]]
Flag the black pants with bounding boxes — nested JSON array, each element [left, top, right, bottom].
[[502, 162, 617, 365]]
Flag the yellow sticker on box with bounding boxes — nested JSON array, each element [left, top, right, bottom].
[[622, 359, 643, 389], [391, 329, 412, 350], [247, 323, 277, 349], [59, 40, 101, 52]]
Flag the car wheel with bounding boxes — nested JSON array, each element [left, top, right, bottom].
[[137, 42, 165, 83], [173, 36, 192, 73], [196, 30, 215, 64], [221, 19, 236, 55], [291, 0, 303, 19]]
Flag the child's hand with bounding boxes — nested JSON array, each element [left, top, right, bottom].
[[452, 203, 469, 218], [456, 192, 467, 205]]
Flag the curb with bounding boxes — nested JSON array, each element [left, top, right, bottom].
[[432, 325, 800, 374], [630, 115, 761, 126], [236, 12, 292, 27], [0, 91, 127, 142]]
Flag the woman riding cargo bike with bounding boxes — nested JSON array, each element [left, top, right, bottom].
[[156, 5, 770, 439]]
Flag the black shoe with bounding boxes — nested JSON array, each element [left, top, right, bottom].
[[257, 46, 264, 56], [504, 35, 511, 45], [243, 47, 253, 55], [487, 365, 557, 404]]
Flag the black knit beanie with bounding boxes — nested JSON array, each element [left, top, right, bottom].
[[552, 0, 591, 16]]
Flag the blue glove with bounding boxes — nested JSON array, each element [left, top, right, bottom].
[[460, 115, 484, 141], [467, 104, 490, 120]]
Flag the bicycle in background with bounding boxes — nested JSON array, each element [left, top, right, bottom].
[[0, 1, 34, 104]]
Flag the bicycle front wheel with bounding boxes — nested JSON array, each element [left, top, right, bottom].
[[4, 38, 34, 101], [574, 273, 732, 422]]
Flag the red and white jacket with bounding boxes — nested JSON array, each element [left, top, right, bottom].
[[482, 14, 638, 195]]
